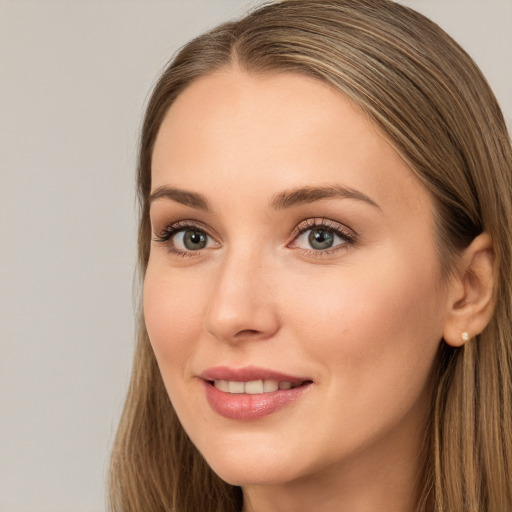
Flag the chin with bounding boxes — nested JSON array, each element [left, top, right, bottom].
[[209, 461, 297, 487], [195, 436, 310, 487]]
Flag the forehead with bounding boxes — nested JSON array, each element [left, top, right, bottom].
[[151, 68, 431, 220]]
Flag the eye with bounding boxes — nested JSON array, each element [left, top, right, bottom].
[[154, 221, 219, 255], [289, 219, 356, 253], [174, 229, 212, 251], [294, 227, 345, 250]]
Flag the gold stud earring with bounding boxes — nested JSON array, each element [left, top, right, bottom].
[[461, 331, 470, 342]]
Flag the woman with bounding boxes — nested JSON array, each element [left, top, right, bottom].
[[109, 1, 512, 511]]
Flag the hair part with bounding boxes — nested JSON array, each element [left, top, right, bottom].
[[110, 1, 512, 511]]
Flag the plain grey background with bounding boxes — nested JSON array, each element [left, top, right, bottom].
[[0, 1, 510, 511]]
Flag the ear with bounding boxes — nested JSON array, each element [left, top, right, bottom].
[[443, 233, 496, 347]]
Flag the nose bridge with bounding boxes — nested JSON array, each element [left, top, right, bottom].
[[204, 243, 279, 342]]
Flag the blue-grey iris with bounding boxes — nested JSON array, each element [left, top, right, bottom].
[[183, 230, 207, 250], [308, 229, 334, 250]]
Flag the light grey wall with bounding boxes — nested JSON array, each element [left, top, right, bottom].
[[0, 1, 510, 511]]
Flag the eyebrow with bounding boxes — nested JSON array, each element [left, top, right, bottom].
[[149, 184, 380, 211], [149, 186, 210, 210], [270, 185, 381, 210]]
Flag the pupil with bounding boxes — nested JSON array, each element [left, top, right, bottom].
[[308, 229, 334, 250], [184, 230, 207, 250]]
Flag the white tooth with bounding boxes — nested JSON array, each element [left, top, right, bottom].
[[279, 381, 292, 390], [228, 381, 245, 394], [263, 380, 279, 392], [245, 380, 264, 394], [214, 380, 229, 392]]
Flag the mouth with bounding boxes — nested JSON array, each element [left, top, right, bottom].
[[199, 366, 313, 420], [199, 365, 313, 393], [208, 379, 309, 394]]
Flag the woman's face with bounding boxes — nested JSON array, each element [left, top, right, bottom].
[[145, 69, 450, 489]]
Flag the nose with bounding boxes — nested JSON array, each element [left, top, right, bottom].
[[203, 249, 280, 344]]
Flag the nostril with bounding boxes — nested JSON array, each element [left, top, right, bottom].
[[234, 329, 264, 338]]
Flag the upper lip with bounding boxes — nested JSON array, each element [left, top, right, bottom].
[[199, 365, 310, 383]]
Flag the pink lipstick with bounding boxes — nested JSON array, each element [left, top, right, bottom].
[[200, 366, 313, 420]]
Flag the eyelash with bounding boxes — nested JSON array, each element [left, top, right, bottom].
[[153, 218, 357, 258]]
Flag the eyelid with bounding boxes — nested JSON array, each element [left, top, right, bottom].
[[153, 219, 210, 240], [289, 217, 357, 240]]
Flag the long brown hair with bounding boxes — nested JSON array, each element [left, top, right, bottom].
[[109, 1, 512, 510]]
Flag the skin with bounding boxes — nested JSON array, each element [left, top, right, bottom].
[[144, 68, 466, 512]]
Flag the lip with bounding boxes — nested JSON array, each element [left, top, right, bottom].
[[200, 366, 313, 420], [200, 365, 309, 383]]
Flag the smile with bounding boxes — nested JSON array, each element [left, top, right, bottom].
[[200, 367, 313, 420], [213, 379, 305, 394]]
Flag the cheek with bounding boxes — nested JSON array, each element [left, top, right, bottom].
[[284, 253, 445, 396], [143, 265, 208, 372]]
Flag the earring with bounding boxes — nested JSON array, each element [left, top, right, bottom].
[[461, 331, 470, 342]]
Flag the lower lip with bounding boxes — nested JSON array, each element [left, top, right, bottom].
[[203, 381, 312, 420]]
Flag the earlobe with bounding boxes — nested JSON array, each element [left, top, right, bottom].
[[443, 233, 496, 347]]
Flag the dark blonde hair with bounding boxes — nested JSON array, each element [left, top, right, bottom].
[[109, 1, 512, 511]]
